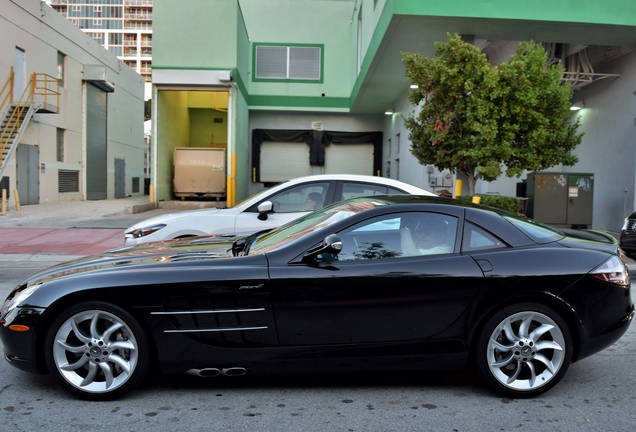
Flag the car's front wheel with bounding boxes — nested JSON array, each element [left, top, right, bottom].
[[44, 301, 149, 400], [475, 303, 573, 398]]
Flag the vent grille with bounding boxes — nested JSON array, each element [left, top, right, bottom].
[[256, 45, 321, 80], [58, 170, 79, 193], [132, 177, 140, 193]]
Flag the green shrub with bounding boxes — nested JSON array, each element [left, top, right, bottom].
[[456, 195, 521, 214]]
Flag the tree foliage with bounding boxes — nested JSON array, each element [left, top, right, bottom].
[[402, 34, 582, 194]]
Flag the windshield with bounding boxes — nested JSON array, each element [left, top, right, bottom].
[[230, 181, 289, 208], [504, 214, 565, 244], [247, 197, 391, 255]]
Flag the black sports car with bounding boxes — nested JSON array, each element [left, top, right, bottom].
[[1, 196, 633, 400]]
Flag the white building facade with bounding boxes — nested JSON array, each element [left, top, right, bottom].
[[0, 0, 145, 205]]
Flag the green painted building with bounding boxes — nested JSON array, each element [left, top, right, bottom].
[[151, 0, 636, 231]]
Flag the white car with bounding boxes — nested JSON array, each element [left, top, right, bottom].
[[124, 174, 435, 245]]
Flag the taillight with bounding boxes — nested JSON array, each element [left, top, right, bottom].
[[591, 256, 630, 286]]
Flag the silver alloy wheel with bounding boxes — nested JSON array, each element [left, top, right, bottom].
[[51, 309, 139, 394], [487, 311, 566, 392]]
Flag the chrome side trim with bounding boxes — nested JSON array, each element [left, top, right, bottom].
[[164, 326, 268, 333], [151, 308, 265, 315]]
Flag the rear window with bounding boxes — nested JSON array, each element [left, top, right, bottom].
[[503, 215, 565, 244]]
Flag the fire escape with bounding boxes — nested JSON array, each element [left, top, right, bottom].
[[0, 70, 60, 182]]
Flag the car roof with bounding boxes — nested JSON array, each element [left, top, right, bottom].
[[281, 174, 435, 195]]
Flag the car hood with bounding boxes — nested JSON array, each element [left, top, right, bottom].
[[22, 233, 242, 287], [127, 207, 224, 229], [556, 228, 619, 256]]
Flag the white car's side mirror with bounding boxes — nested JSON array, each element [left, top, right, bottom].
[[257, 201, 274, 220]]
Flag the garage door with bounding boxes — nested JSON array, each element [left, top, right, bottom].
[[86, 83, 107, 200], [324, 143, 374, 175], [260, 141, 311, 182]]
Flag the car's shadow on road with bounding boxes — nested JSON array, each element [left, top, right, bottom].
[[141, 367, 486, 395]]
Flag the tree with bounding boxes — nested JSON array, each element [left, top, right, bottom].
[[402, 34, 582, 195]]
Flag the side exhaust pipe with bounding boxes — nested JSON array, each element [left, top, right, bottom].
[[186, 367, 247, 377]]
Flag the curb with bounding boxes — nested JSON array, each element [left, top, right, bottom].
[[0, 253, 86, 262]]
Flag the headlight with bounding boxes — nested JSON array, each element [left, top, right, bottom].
[[1, 284, 41, 315], [126, 223, 167, 239]]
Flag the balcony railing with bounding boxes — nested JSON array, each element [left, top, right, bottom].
[[124, 13, 153, 20], [124, 23, 152, 30], [125, 0, 153, 6]]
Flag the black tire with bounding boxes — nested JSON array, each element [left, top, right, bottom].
[[44, 301, 149, 401], [474, 303, 573, 398]]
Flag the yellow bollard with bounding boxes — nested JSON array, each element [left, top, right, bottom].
[[1, 189, 6, 216], [472, 196, 481, 204], [14, 189, 20, 212], [149, 184, 154, 203], [454, 179, 463, 197]]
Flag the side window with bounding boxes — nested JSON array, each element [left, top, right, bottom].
[[337, 215, 403, 261], [400, 212, 458, 256], [387, 186, 407, 195], [335, 212, 457, 261], [267, 182, 329, 213], [462, 222, 507, 252], [341, 182, 390, 200]]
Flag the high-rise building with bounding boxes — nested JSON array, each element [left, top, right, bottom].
[[49, 0, 152, 86]]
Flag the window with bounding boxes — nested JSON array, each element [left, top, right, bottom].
[[337, 212, 458, 261], [254, 44, 323, 81], [395, 133, 400, 155], [93, 19, 102, 27], [340, 182, 407, 200], [56, 128, 65, 162], [462, 222, 507, 252], [57, 51, 66, 86], [248, 182, 331, 214]]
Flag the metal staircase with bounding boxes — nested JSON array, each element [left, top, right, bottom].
[[0, 70, 60, 183]]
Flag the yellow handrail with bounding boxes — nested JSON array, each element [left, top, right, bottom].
[[0, 72, 60, 170], [0, 69, 14, 116]]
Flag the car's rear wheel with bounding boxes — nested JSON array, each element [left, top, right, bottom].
[[475, 303, 572, 398], [44, 301, 149, 401]]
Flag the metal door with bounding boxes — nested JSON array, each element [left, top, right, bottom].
[[16, 144, 39, 205], [14, 47, 26, 97], [115, 158, 125, 199], [567, 173, 594, 226], [86, 83, 107, 200]]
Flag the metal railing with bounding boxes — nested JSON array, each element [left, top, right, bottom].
[[0, 72, 60, 170]]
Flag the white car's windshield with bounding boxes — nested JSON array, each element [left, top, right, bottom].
[[248, 197, 390, 255], [230, 182, 289, 208]]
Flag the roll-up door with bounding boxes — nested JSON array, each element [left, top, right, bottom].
[[324, 143, 374, 175], [260, 141, 311, 183], [86, 83, 107, 200]]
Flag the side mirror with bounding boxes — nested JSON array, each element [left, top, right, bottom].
[[305, 234, 343, 258], [257, 201, 274, 221]]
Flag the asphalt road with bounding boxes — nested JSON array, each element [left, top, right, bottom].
[[1, 257, 636, 431]]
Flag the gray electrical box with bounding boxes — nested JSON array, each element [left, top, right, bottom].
[[526, 172, 594, 228]]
